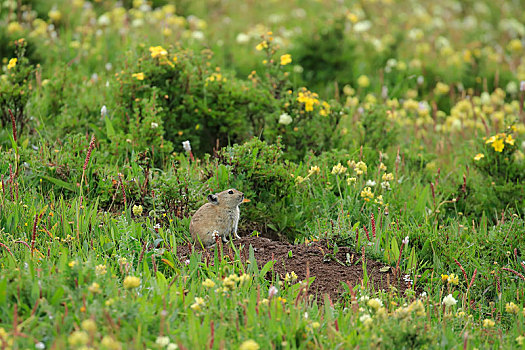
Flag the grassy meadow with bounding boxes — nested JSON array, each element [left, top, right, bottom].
[[1, 0, 525, 348]]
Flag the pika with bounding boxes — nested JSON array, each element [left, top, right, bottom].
[[190, 189, 249, 248]]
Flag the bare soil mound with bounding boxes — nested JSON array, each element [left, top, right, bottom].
[[177, 236, 410, 301]]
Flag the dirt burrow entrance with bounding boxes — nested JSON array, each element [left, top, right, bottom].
[[177, 236, 410, 301]]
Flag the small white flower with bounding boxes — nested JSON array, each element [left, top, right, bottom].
[[521, 81, 525, 92], [365, 180, 376, 186], [182, 140, 191, 152], [268, 285, 278, 298], [101, 105, 107, 118], [184, 259, 190, 266], [192, 31, 205, 40], [236, 33, 250, 44], [442, 294, 457, 307], [304, 312, 309, 319], [35, 342, 46, 350], [151, 122, 159, 129], [98, 14, 111, 26], [381, 85, 388, 99], [167, 344, 179, 350], [278, 113, 293, 125], [156, 336, 170, 347], [359, 314, 372, 325], [402, 236, 409, 245], [353, 20, 372, 33], [420, 292, 427, 298], [417, 76, 424, 85]]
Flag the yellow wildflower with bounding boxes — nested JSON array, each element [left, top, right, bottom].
[[81, 319, 97, 333], [7, 58, 17, 70], [382, 173, 394, 181], [7, 21, 23, 34], [69, 331, 89, 346], [88, 282, 101, 293], [360, 187, 374, 202], [331, 163, 347, 175], [297, 89, 320, 112], [505, 302, 519, 314], [507, 39, 523, 53], [367, 298, 383, 310], [240, 339, 260, 350], [485, 135, 497, 144], [434, 82, 450, 95], [132, 72, 145, 80], [492, 138, 504, 152], [441, 274, 448, 282], [517, 335, 525, 346], [101, 336, 122, 350], [355, 161, 367, 175], [123, 276, 141, 289], [280, 54, 292, 66], [149, 46, 168, 58], [357, 75, 370, 88], [190, 297, 205, 312], [448, 273, 459, 285], [505, 134, 515, 145], [48, 9, 62, 22], [255, 41, 268, 51], [132, 205, 143, 216], [95, 264, 107, 275], [483, 319, 495, 328], [202, 279, 215, 288], [308, 166, 320, 176], [474, 153, 484, 161]]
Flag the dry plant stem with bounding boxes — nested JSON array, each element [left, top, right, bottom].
[[0, 242, 15, 260], [501, 268, 525, 281], [30, 213, 39, 256], [8, 109, 19, 176]]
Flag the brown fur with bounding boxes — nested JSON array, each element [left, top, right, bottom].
[[190, 189, 245, 248]]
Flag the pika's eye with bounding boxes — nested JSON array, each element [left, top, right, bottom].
[[228, 190, 234, 194]]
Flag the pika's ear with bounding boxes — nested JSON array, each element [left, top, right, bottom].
[[208, 194, 218, 205]]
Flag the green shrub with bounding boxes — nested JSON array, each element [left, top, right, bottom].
[[204, 137, 297, 239], [116, 46, 274, 155], [0, 38, 34, 134]]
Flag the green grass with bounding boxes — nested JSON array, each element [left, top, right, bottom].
[[1, 0, 525, 348]]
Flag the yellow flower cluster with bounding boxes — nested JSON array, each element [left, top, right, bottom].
[[284, 271, 298, 284], [331, 163, 347, 175], [348, 160, 367, 175], [360, 187, 374, 202], [7, 58, 17, 70], [297, 88, 320, 112], [280, 54, 292, 66], [123, 276, 141, 289], [149, 46, 174, 67], [473, 153, 484, 161], [441, 273, 459, 285], [485, 133, 514, 152], [393, 299, 426, 319], [255, 40, 268, 51], [206, 72, 227, 83], [214, 273, 251, 293], [505, 302, 520, 314], [190, 297, 206, 312], [132, 72, 145, 80]]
